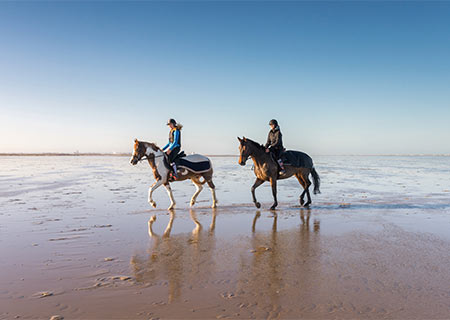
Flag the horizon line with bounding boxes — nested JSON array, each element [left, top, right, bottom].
[[1, 153, 450, 157]]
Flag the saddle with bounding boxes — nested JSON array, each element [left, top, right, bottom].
[[163, 151, 186, 167], [172, 151, 186, 163]]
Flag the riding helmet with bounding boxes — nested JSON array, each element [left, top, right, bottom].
[[167, 118, 177, 126], [269, 119, 278, 126]]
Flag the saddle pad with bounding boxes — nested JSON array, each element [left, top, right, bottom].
[[177, 154, 211, 173], [182, 154, 209, 163], [281, 150, 314, 168]]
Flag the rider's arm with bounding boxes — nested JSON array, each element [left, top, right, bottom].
[[168, 129, 180, 150], [265, 132, 271, 148], [162, 142, 170, 151]]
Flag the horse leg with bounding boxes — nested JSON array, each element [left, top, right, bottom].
[[295, 172, 307, 206], [148, 215, 157, 237], [252, 211, 261, 232], [206, 178, 218, 208], [164, 183, 176, 210], [269, 177, 278, 210], [303, 172, 312, 207], [163, 211, 175, 238], [210, 208, 217, 232], [251, 178, 264, 209], [190, 178, 203, 207], [148, 180, 163, 208]]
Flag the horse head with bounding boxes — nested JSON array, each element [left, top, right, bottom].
[[130, 139, 159, 165], [237, 136, 252, 166]]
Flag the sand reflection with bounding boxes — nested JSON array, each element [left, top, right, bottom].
[[130, 208, 323, 315], [130, 209, 217, 303]]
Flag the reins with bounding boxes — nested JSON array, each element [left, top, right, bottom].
[[138, 153, 164, 163]]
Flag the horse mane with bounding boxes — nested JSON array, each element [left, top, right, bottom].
[[136, 140, 160, 152], [244, 138, 265, 150], [147, 142, 160, 152]]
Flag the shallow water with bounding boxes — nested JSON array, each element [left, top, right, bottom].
[[1, 156, 450, 319]]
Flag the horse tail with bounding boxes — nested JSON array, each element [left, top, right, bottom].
[[311, 167, 321, 194]]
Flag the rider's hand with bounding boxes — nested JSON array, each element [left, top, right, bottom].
[[166, 149, 172, 155], [265, 148, 270, 153]]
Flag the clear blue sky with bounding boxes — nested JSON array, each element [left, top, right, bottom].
[[1, 2, 449, 155]]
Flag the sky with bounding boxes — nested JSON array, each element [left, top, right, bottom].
[[1, 1, 449, 155]]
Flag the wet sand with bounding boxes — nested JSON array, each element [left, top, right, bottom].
[[1, 156, 450, 319]]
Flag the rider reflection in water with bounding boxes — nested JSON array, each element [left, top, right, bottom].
[[265, 119, 286, 174], [162, 118, 182, 179]]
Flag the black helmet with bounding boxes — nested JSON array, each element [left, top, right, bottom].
[[167, 118, 177, 126], [269, 119, 278, 126]]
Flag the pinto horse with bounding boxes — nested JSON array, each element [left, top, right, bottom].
[[130, 139, 217, 210], [238, 137, 320, 210]]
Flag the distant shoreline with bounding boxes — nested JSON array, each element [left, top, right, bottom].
[[0, 153, 449, 157], [0, 153, 238, 157]]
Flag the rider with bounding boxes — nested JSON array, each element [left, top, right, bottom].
[[265, 119, 286, 174], [162, 118, 182, 179]]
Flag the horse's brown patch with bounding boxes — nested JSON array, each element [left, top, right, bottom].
[[147, 154, 161, 181], [148, 143, 159, 152]]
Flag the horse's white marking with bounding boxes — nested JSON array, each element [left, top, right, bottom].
[[190, 181, 203, 207], [164, 184, 176, 210], [210, 186, 217, 208], [130, 145, 137, 163], [148, 180, 163, 207]]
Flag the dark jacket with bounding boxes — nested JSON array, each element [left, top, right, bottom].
[[265, 126, 283, 150]]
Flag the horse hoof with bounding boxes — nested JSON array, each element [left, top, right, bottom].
[[255, 202, 261, 209], [211, 203, 217, 209], [270, 205, 277, 211], [150, 202, 157, 208], [304, 202, 311, 208], [190, 201, 195, 207], [149, 215, 156, 223], [300, 198, 305, 206]]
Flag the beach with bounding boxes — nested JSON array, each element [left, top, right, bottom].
[[1, 155, 450, 319]]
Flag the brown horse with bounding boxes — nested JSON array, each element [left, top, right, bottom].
[[130, 139, 217, 210], [238, 137, 320, 210]]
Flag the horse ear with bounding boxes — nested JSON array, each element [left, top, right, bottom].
[[237, 137, 242, 142], [243, 136, 246, 141], [134, 138, 138, 143]]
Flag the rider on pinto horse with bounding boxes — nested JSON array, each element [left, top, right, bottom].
[[265, 119, 286, 174], [162, 118, 182, 180]]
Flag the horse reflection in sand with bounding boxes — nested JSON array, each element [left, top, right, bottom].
[[130, 208, 322, 317], [130, 139, 217, 210], [236, 209, 321, 318], [130, 209, 217, 303]]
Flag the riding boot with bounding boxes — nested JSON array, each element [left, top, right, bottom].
[[171, 163, 178, 179], [277, 159, 286, 174]]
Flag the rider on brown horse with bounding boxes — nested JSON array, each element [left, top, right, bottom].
[[162, 118, 182, 179], [265, 119, 286, 174]]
